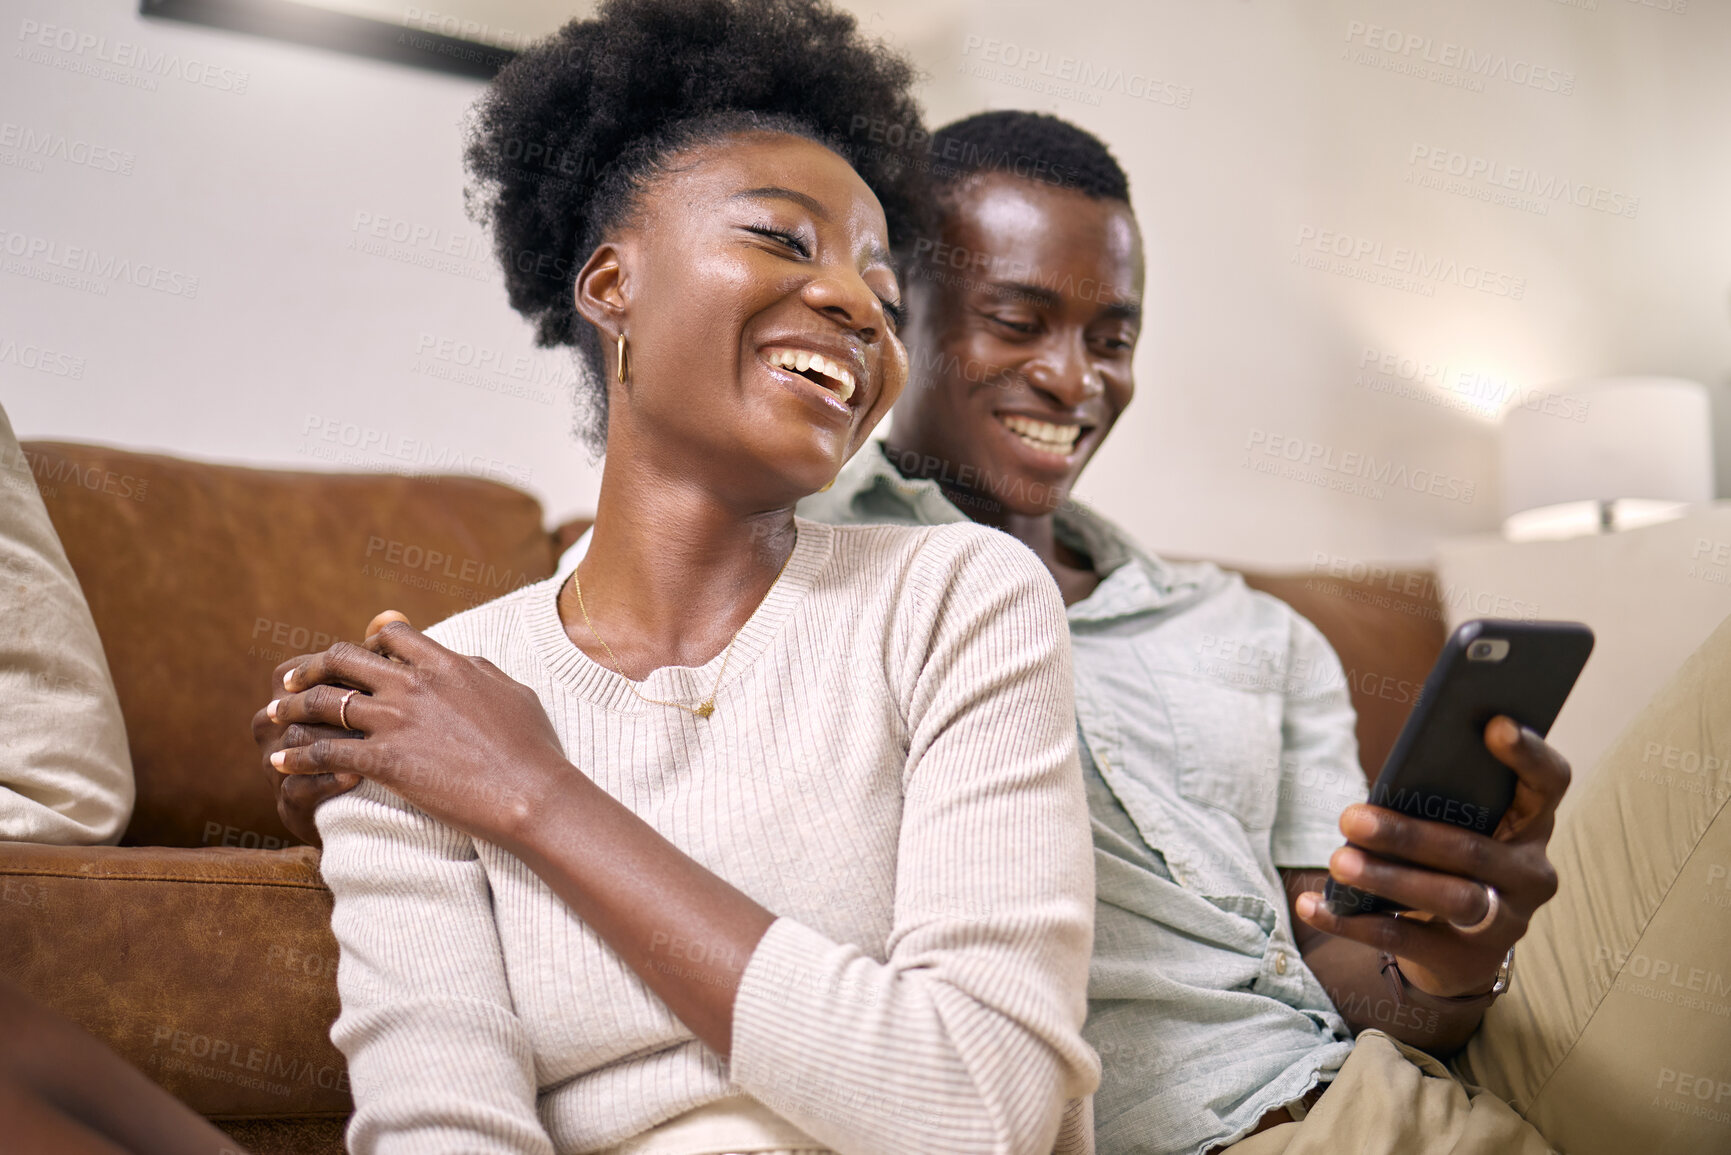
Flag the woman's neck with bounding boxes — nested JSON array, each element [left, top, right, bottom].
[[565, 454, 798, 675]]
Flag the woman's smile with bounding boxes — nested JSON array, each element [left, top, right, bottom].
[[760, 345, 858, 404], [757, 339, 869, 422]]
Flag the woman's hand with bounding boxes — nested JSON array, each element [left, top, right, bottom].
[[265, 617, 572, 850], [1294, 716, 1570, 998]]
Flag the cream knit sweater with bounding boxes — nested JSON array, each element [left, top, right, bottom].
[[317, 519, 1099, 1155]]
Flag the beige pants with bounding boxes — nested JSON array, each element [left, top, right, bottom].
[[1230, 613, 1731, 1155]]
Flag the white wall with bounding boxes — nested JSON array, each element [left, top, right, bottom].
[[4, 0, 1727, 567], [2, 0, 605, 527], [933, 0, 1731, 568]]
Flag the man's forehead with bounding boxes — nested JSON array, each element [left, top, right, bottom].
[[942, 177, 1142, 305], [959, 180, 1054, 236], [951, 178, 1136, 258]]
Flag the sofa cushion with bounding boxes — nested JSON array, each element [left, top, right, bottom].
[[0, 408, 134, 844], [23, 443, 556, 847], [0, 843, 348, 1119], [216, 1117, 345, 1155]]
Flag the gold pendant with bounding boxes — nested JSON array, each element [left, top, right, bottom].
[[694, 701, 715, 719]]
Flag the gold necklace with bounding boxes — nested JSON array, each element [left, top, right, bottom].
[[569, 544, 796, 719]]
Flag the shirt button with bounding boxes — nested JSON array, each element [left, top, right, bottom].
[[1274, 951, 1288, 975]]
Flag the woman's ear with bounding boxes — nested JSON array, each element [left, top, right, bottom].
[[574, 241, 631, 337]]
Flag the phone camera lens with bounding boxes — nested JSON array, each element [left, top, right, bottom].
[[1472, 642, 1492, 658]]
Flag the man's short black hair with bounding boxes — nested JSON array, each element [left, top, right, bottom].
[[928, 110, 1130, 202]]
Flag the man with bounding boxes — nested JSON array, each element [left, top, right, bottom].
[[797, 111, 1564, 1154]]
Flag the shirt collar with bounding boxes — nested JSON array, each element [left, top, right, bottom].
[[809, 442, 1216, 622], [833, 440, 971, 527]]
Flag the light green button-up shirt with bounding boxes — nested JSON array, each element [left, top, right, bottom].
[[796, 444, 1368, 1155]]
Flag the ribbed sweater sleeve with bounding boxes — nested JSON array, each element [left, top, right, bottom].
[[317, 748, 556, 1155], [727, 526, 1099, 1155]]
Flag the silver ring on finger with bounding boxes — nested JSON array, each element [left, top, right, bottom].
[[1451, 882, 1499, 935], [338, 687, 359, 731]]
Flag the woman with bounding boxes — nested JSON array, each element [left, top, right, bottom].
[[260, 2, 1098, 1153]]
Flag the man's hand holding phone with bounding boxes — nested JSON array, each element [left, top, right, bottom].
[[1294, 716, 1571, 998]]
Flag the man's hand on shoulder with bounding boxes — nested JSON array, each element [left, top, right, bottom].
[[250, 612, 408, 846]]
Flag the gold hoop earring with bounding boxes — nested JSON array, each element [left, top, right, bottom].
[[818, 477, 835, 493], [616, 331, 628, 386]]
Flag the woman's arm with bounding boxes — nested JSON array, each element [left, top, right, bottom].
[[726, 529, 1098, 1155], [315, 777, 557, 1155], [270, 626, 775, 1059]]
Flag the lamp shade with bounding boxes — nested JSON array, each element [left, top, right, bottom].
[[1499, 377, 1714, 521]]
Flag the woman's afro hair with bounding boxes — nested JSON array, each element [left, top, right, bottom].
[[463, 0, 929, 448]]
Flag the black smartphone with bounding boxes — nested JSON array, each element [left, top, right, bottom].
[[1323, 618, 1595, 917]]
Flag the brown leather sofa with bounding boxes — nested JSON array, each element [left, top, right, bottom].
[[0, 441, 1445, 1154]]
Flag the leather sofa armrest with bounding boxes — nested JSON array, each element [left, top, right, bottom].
[[0, 843, 349, 1120]]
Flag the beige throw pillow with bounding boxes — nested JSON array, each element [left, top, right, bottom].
[[0, 401, 133, 843]]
